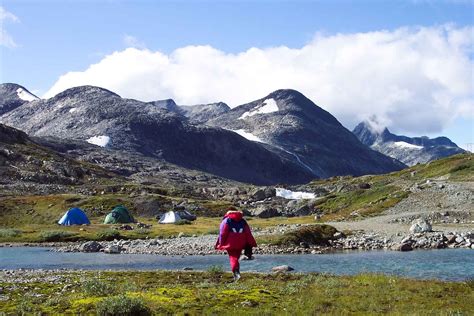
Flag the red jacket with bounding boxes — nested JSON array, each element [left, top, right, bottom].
[[215, 211, 257, 251]]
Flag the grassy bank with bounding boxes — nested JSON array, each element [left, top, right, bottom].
[[0, 215, 323, 243], [1, 270, 472, 315]]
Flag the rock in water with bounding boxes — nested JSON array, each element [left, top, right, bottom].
[[271, 265, 295, 272], [409, 218, 432, 234]]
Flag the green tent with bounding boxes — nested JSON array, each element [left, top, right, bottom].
[[104, 205, 134, 224]]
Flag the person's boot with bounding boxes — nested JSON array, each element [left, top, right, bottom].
[[233, 269, 241, 282]]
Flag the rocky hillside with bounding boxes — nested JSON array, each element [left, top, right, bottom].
[[0, 124, 117, 193], [207, 89, 405, 178], [353, 121, 465, 166], [0, 83, 39, 116], [0, 85, 313, 185]]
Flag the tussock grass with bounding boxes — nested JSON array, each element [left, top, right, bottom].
[[272, 224, 338, 246]]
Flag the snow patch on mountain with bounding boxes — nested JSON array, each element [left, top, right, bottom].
[[239, 98, 278, 119], [392, 141, 423, 150], [231, 129, 265, 143], [87, 135, 110, 147], [16, 88, 39, 102], [276, 188, 315, 200]]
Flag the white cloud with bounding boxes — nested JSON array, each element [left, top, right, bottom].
[[45, 25, 473, 135], [0, 6, 19, 48], [123, 34, 146, 49]]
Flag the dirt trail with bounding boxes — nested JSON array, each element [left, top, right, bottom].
[[327, 181, 474, 237]]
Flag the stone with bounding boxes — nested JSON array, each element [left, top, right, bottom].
[[446, 235, 457, 244], [358, 183, 371, 189], [272, 265, 295, 272], [409, 218, 432, 234], [299, 242, 309, 248], [79, 241, 102, 252], [455, 236, 464, 244], [333, 232, 344, 240], [249, 206, 281, 218], [394, 243, 413, 251], [104, 245, 121, 254]]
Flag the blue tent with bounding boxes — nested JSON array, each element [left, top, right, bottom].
[[58, 208, 90, 225]]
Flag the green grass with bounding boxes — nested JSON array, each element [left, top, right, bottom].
[[0, 271, 472, 315]]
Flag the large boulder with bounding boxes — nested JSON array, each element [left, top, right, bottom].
[[249, 206, 282, 218], [409, 218, 432, 234], [250, 187, 276, 201], [80, 241, 102, 252], [104, 245, 121, 254]]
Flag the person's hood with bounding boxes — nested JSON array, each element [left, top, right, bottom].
[[224, 210, 243, 222]]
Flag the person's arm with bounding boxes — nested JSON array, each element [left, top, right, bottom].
[[220, 223, 230, 246]]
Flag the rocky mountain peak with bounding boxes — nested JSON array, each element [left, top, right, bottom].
[[353, 121, 465, 166], [51, 85, 120, 100], [0, 83, 39, 115]]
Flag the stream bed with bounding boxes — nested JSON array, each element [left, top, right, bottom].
[[1, 247, 473, 281]]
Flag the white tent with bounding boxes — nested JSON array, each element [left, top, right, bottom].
[[159, 211, 182, 224]]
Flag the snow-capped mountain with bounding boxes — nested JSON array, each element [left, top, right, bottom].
[[353, 121, 465, 166], [0, 85, 313, 185], [0, 83, 39, 115], [206, 89, 405, 177]]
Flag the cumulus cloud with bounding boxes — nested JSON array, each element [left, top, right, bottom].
[[45, 25, 473, 134], [123, 34, 146, 49], [0, 6, 19, 48]]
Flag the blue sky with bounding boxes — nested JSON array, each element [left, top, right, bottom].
[[1, 0, 473, 149]]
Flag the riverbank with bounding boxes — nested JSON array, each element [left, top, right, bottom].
[[1, 269, 472, 315], [2, 225, 473, 255], [49, 227, 473, 255]]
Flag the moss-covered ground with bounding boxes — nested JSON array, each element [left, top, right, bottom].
[[1, 270, 472, 315]]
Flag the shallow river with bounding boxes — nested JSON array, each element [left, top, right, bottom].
[[1, 247, 473, 281]]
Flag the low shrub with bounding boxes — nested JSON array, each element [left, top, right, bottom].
[[449, 163, 471, 173], [83, 278, 117, 297], [96, 294, 151, 316], [207, 265, 224, 274], [0, 228, 22, 238], [96, 229, 121, 241], [40, 230, 77, 242], [274, 224, 339, 246]]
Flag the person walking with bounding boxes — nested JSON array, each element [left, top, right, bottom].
[[215, 208, 257, 281]]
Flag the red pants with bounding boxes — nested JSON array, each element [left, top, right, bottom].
[[227, 249, 242, 272]]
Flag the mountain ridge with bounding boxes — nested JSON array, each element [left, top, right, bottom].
[[353, 121, 465, 166]]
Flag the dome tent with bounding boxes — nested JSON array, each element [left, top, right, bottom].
[[159, 211, 182, 224], [104, 205, 134, 224], [58, 208, 90, 226]]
